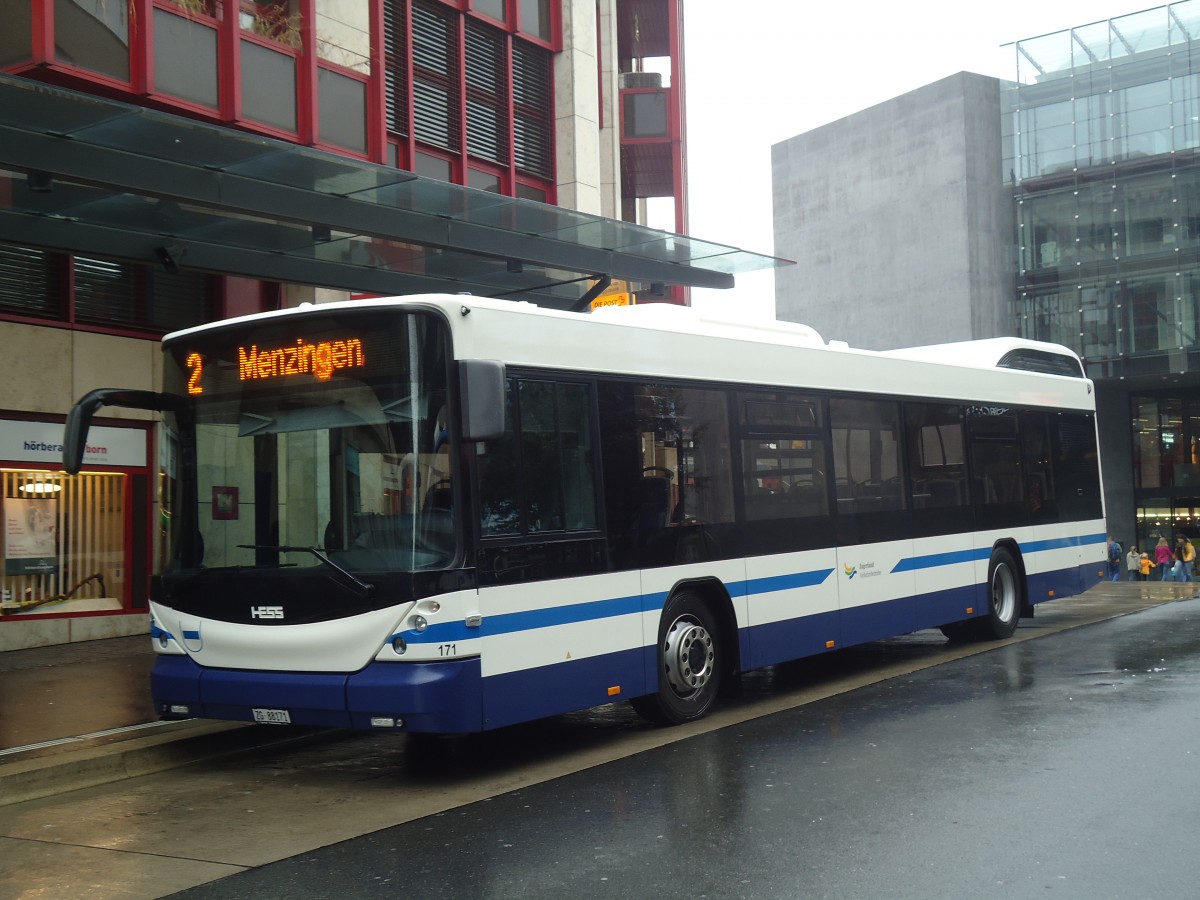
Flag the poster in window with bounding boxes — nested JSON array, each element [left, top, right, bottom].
[[5, 497, 59, 576]]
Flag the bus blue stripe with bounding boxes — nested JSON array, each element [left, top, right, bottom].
[[891, 531, 1107, 574], [740, 569, 834, 595], [404, 592, 655, 644], [891, 549, 986, 573], [1021, 532, 1106, 553], [403, 530, 1103, 644]]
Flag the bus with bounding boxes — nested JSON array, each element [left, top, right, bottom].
[[63, 296, 1106, 732]]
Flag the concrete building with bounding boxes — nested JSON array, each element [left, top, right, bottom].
[[772, 72, 1011, 351], [772, 3, 1200, 554], [0, 0, 753, 651]]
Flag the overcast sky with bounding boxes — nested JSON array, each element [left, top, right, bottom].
[[681, 0, 1162, 317]]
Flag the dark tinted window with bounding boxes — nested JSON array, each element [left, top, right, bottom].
[[906, 403, 968, 510], [967, 406, 1024, 528], [478, 379, 597, 537], [998, 348, 1084, 377], [740, 392, 828, 522], [831, 398, 904, 513], [1053, 412, 1103, 521]]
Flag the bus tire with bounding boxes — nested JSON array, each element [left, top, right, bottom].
[[974, 547, 1022, 640], [631, 590, 723, 725]]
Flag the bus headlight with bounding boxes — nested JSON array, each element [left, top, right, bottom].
[[410, 615, 427, 633], [391, 636, 407, 655]]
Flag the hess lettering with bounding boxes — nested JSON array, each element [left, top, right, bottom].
[[250, 606, 285, 619]]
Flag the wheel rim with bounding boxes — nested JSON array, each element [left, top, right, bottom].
[[662, 615, 715, 698], [992, 562, 1017, 624]]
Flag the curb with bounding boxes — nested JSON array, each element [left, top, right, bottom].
[[0, 721, 334, 808]]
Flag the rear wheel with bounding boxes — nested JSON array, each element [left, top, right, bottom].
[[976, 547, 1022, 640], [631, 590, 723, 725], [939, 547, 1024, 642]]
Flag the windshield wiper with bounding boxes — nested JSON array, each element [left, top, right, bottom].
[[238, 545, 377, 598]]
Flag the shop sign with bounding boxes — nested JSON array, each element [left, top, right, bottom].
[[0, 419, 147, 468]]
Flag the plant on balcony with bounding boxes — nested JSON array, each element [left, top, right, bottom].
[[169, 0, 215, 15], [242, 1, 302, 49]]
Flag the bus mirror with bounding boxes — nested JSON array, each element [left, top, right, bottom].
[[64, 388, 187, 474], [459, 359, 506, 441]]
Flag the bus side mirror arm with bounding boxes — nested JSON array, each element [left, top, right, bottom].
[[64, 389, 188, 474], [459, 360, 505, 442]]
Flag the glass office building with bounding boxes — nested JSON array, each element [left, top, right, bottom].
[[1005, 1, 1200, 552]]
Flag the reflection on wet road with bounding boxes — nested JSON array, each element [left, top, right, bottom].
[[167, 600, 1200, 900]]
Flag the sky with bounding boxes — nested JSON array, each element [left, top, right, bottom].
[[680, 0, 1164, 317]]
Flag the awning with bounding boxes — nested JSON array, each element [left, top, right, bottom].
[[0, 73, 789, 310]]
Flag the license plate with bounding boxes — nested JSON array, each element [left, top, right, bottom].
[[252, 708, 291, 725]]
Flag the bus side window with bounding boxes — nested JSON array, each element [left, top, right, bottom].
[[905, 402, 967, 510], [478, 378, 598, 538]]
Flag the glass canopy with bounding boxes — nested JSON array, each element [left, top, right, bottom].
[[0, 74, 789, 310]]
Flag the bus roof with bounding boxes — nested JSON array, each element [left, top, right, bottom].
[[165, 295, 1095, 411]]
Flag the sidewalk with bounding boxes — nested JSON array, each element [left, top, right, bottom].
[[0, 634, 327, 806], [0, 579, 1195, 807]]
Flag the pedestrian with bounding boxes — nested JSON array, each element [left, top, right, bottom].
[[1155, 537, 1173, 581], [1172, 535, 1196, 582], [1108, 535, 1122, 582], [1126, 545, 1140, 580], [1140, 552, 1154, 581]]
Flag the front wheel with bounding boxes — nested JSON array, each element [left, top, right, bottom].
[[631, 591, 723, 725]]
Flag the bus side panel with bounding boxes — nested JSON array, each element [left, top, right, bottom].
[[836, 539, 917, 647], [477, 572, 646, 730], [481, 648, 644, 730], [743, 550, 838, 670], [1021, 525, 1107, 606], [906, 533, 982, 631]]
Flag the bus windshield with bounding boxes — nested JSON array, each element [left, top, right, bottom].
[[160, 309, 453, 578]]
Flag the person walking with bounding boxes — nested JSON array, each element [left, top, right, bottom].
[[1126, 545, 1141, 580], [1140, 552, 1154, 581], [1155, 537, 1174, 581], [1181, 536, 1196, 583], [1108, 536, 1122, 582]]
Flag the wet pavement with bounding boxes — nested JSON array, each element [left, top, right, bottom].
[[0, 635, 157, 751], [168, 595, 1200, 900], [0, 580, 1197, 898]]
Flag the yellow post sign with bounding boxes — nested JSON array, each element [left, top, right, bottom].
[[589, 279, 633, 311]]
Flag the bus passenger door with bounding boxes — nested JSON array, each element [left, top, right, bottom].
[[831, 399, 917, 645]]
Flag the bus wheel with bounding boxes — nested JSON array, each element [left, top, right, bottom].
[[632, 590, 722, 725], [976, 547, 1022, 640]]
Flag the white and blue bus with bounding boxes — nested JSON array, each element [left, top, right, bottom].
[[64, 296, 1105, 732]]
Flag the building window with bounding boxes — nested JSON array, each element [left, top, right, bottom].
[[0, 468, 127, 617], [55, 0, 130, 83], [384, 0, 554, 192], [411, 0, 461, 152], [0, 246, 62, 319], [465, 19, 508, 165], [153, 5, 220, 109], [0, 243, 212, 336], [512, 40, 552, 179], [518, 0, 551, 42]]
